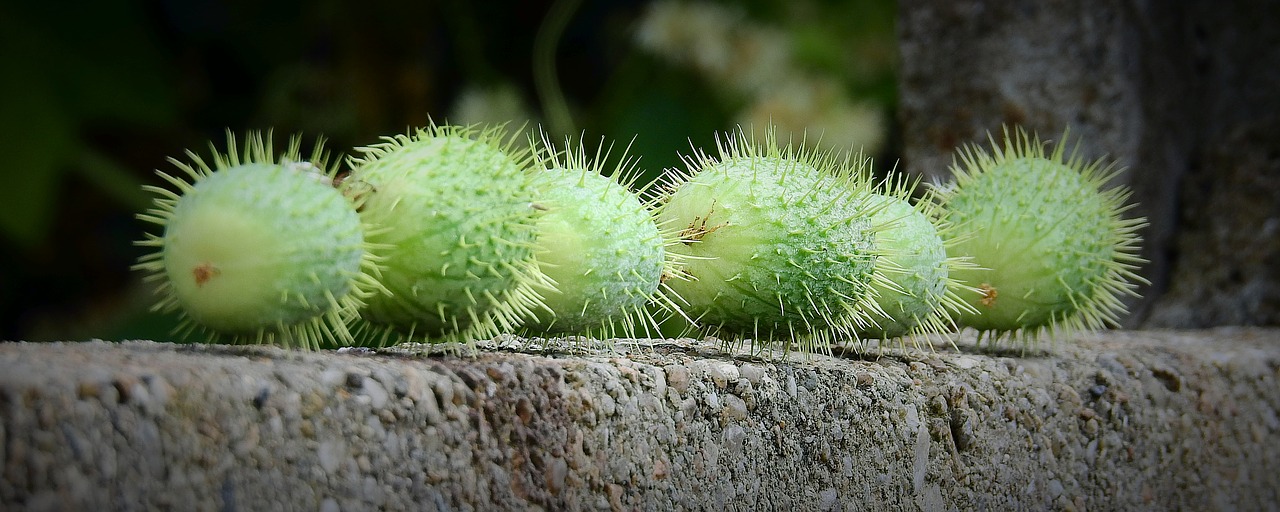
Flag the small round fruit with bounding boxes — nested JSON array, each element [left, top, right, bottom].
[[522, 139, 678, 338], [844, 175, 979, 348], [657, 128, 886, 352], [134, 132, 381, 349], [936, 127, 1148, 342], [341, 123, 551, 345], [857, 190, 952, 341]]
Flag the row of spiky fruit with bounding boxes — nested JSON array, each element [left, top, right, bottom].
[[134, 123, 1147, 353]]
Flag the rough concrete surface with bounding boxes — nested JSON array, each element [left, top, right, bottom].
[[2, 330, 1278, 511]]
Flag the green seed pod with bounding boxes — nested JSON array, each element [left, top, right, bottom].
[[656, 128, 886, 353], [341, 123, 551, 346], [856, 176, 975, 345], [935, 127, 1148, 342], [521, 137, 686, 339], [134, 132, 383, 349]]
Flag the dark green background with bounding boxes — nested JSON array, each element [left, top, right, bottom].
[[0, 0, 896, 342]]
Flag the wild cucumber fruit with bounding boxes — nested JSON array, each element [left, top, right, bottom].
[[936, 127, 1148, 342], [657, 128, 887, 353], [856, 176, 976, 344], [522, 137, 686, 338], [134, 132, 383, 349], [341, 123, 552, 346]]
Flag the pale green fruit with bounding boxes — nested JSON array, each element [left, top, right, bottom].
[[522, 141, 676, 338], [135, 132, 381, 349], [858, 191, 952, 340], [657, 128, 886, 352], [936, 127, 1148, 342], [342, 123, 551, 345]]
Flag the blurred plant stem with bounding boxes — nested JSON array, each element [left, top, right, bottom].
[[534, 0, 583, 136]]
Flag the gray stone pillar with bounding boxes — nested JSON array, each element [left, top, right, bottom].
[[897, 0, 1280, 327]]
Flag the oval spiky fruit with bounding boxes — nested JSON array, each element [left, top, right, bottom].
[[858, 191, 952, 340], [937, 127, 1147, 341], [522, 141, 676, 338], [134, 133, 380, 349], [657, 129, 884, 352], [342, 123, 550, 344]]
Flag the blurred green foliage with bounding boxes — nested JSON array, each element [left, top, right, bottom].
[[0, 0, 895, 342], [0, 1, 172, 247]]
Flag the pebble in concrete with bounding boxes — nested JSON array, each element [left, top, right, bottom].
[[0, 329, 1278, 510]]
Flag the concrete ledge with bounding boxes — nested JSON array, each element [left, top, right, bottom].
[[2, 329, 1278, 511]]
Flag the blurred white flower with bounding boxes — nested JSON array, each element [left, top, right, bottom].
[[634, 1, 885, 155], [635, 2, 741, 77], [449, 84, 541, 139], [737, 78, 885, 156]]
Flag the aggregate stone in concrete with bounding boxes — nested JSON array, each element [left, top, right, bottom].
[[1, 329, 1278, 511]]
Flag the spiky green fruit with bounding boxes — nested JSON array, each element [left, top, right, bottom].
[[936, 127, 1147, 341], [134, 132, 381, 349], [522, 139, 683, 338], [857, 188, 962, 342], [657, 129, 885, 352], [341, 123, 550, 344]]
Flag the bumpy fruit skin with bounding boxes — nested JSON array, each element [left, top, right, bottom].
[[342, 124, 550, 345], [937, 127, 1147, 341], [859, 192, 951, 340], [524, 163, 668, 338], [135, 133, 380, 349], [657, 129, 885, 352]]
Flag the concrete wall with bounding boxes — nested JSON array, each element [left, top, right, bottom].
[[3, 332, 1277, 510]]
